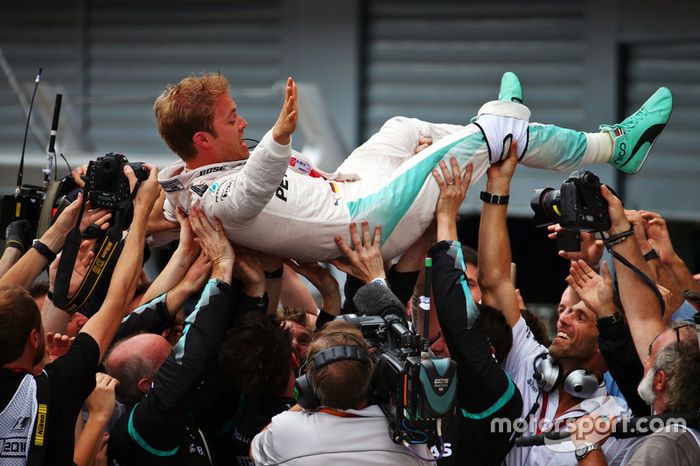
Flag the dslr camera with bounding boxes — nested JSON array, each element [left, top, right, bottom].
[[86, 153, 148, 210], [530, 170, 611, 232], [337, 312, 458, 446]]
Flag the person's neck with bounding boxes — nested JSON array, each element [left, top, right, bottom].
[[282, 370, 296, 399], [555, 388, 583, 417], [186, 158, 216, 170], [2, 358, 33, 374]]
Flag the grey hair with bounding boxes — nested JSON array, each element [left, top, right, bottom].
[[653, 338, 700, 412]]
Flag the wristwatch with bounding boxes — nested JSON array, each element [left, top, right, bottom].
[[370, 277, 388, 287], [575, 442, 602, 461]]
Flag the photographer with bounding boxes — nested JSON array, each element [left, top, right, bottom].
[[251, 222, 433, 465], [477, 144, 636, 465], [251, 320, 434, 465], [0, 164, 159, 466]]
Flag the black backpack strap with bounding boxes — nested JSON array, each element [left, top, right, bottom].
[[27, 372, 50, 466]]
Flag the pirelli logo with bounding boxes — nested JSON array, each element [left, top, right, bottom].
[[34, 404, 47, 446]]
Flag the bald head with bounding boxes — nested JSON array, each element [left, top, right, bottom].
[[105, 334, 171, 405]]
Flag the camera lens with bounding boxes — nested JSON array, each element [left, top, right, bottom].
[[530, 188, 561, 226]]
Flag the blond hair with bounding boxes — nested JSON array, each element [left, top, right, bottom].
[[153, 73, 229, 160]]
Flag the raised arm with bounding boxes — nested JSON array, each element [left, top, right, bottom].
[[115, 253, 212, 341], [600, 186, 666, 363], [139, 206, 200, 305], [430, 159, 521, 459], [0, 194, 111, 289], [641, 209, 700, 295], [80, 165, 159, 359], [477, 145, 520, 327], [209, 77, 298, 222]]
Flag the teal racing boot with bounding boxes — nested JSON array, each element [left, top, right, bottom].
[[498, 71, 524, 103], [473, 71, 530, 161], [602, 87, 673, 174]]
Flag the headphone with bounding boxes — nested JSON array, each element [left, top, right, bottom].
[[295, 345, 371, 410], [532, 352, 600, 398]]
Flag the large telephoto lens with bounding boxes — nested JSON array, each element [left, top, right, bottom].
[[530, 188, 561, 227]]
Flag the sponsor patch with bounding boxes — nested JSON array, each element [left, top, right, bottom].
[[34, 403, 47, 446], [275, 176, 289, 202], [0, 437, 27, 457], [197, 166, 228, 177], [215, 180, 233, 203], [190, 184, 209, 197], [12, 417, 31, 431], [160, 179, 185, 193]]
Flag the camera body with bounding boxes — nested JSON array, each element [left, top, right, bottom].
[[0, 186, 46, 240], [337, 313, 458, 445], [86, 153, 147, 210], [531, 170, 611, 232]]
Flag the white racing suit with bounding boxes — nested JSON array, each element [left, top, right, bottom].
[[159, 108, 610, 262]]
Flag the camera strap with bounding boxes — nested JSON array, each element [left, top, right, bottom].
[[603, 236, 666, 317], [51, 197, 125, 316]]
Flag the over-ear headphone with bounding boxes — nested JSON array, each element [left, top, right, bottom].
[[532, 352, 599, 398], [295, 345, 370, 410]]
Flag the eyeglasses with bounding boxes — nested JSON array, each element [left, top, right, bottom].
[[648, 320, 697, 356], [672, 320, 697, 352]]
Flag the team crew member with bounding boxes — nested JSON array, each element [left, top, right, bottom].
[[426, 157, 523, 465], [106, 208, 241, 465], [154, 72, 672, 262]]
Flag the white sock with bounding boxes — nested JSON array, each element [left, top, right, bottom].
[[581, 131, 614, 165]]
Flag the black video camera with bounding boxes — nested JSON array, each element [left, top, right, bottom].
[[0, 186, 45, 240], [86, 153, 147, 210], [337, 313, 458, 446], [530, 170, 611, 232]]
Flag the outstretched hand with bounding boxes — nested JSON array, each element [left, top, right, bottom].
[[49, 239, 95, 297], [189, 207, 235, 283], [125, 163, 160, 214], [639, 210, 676, 261], [273, 77, 298, 145], [45, 332, 74, 362], [331, 221, 385, 284], [486, 141, 518, 185], [286, 261, 341, 315], [432, 158, 473, 219], [51, 193, 111, 238], [175, 206, 200, 259], [566, 260, 616, 317]]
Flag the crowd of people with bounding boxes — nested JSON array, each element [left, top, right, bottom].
[[0, 70, 698, 466]]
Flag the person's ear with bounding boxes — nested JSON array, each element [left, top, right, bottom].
[[29, 328, 41, 351], [137, 377, 152, 394], [192, 131, 211, 150], [654, 369, 666, 394]]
